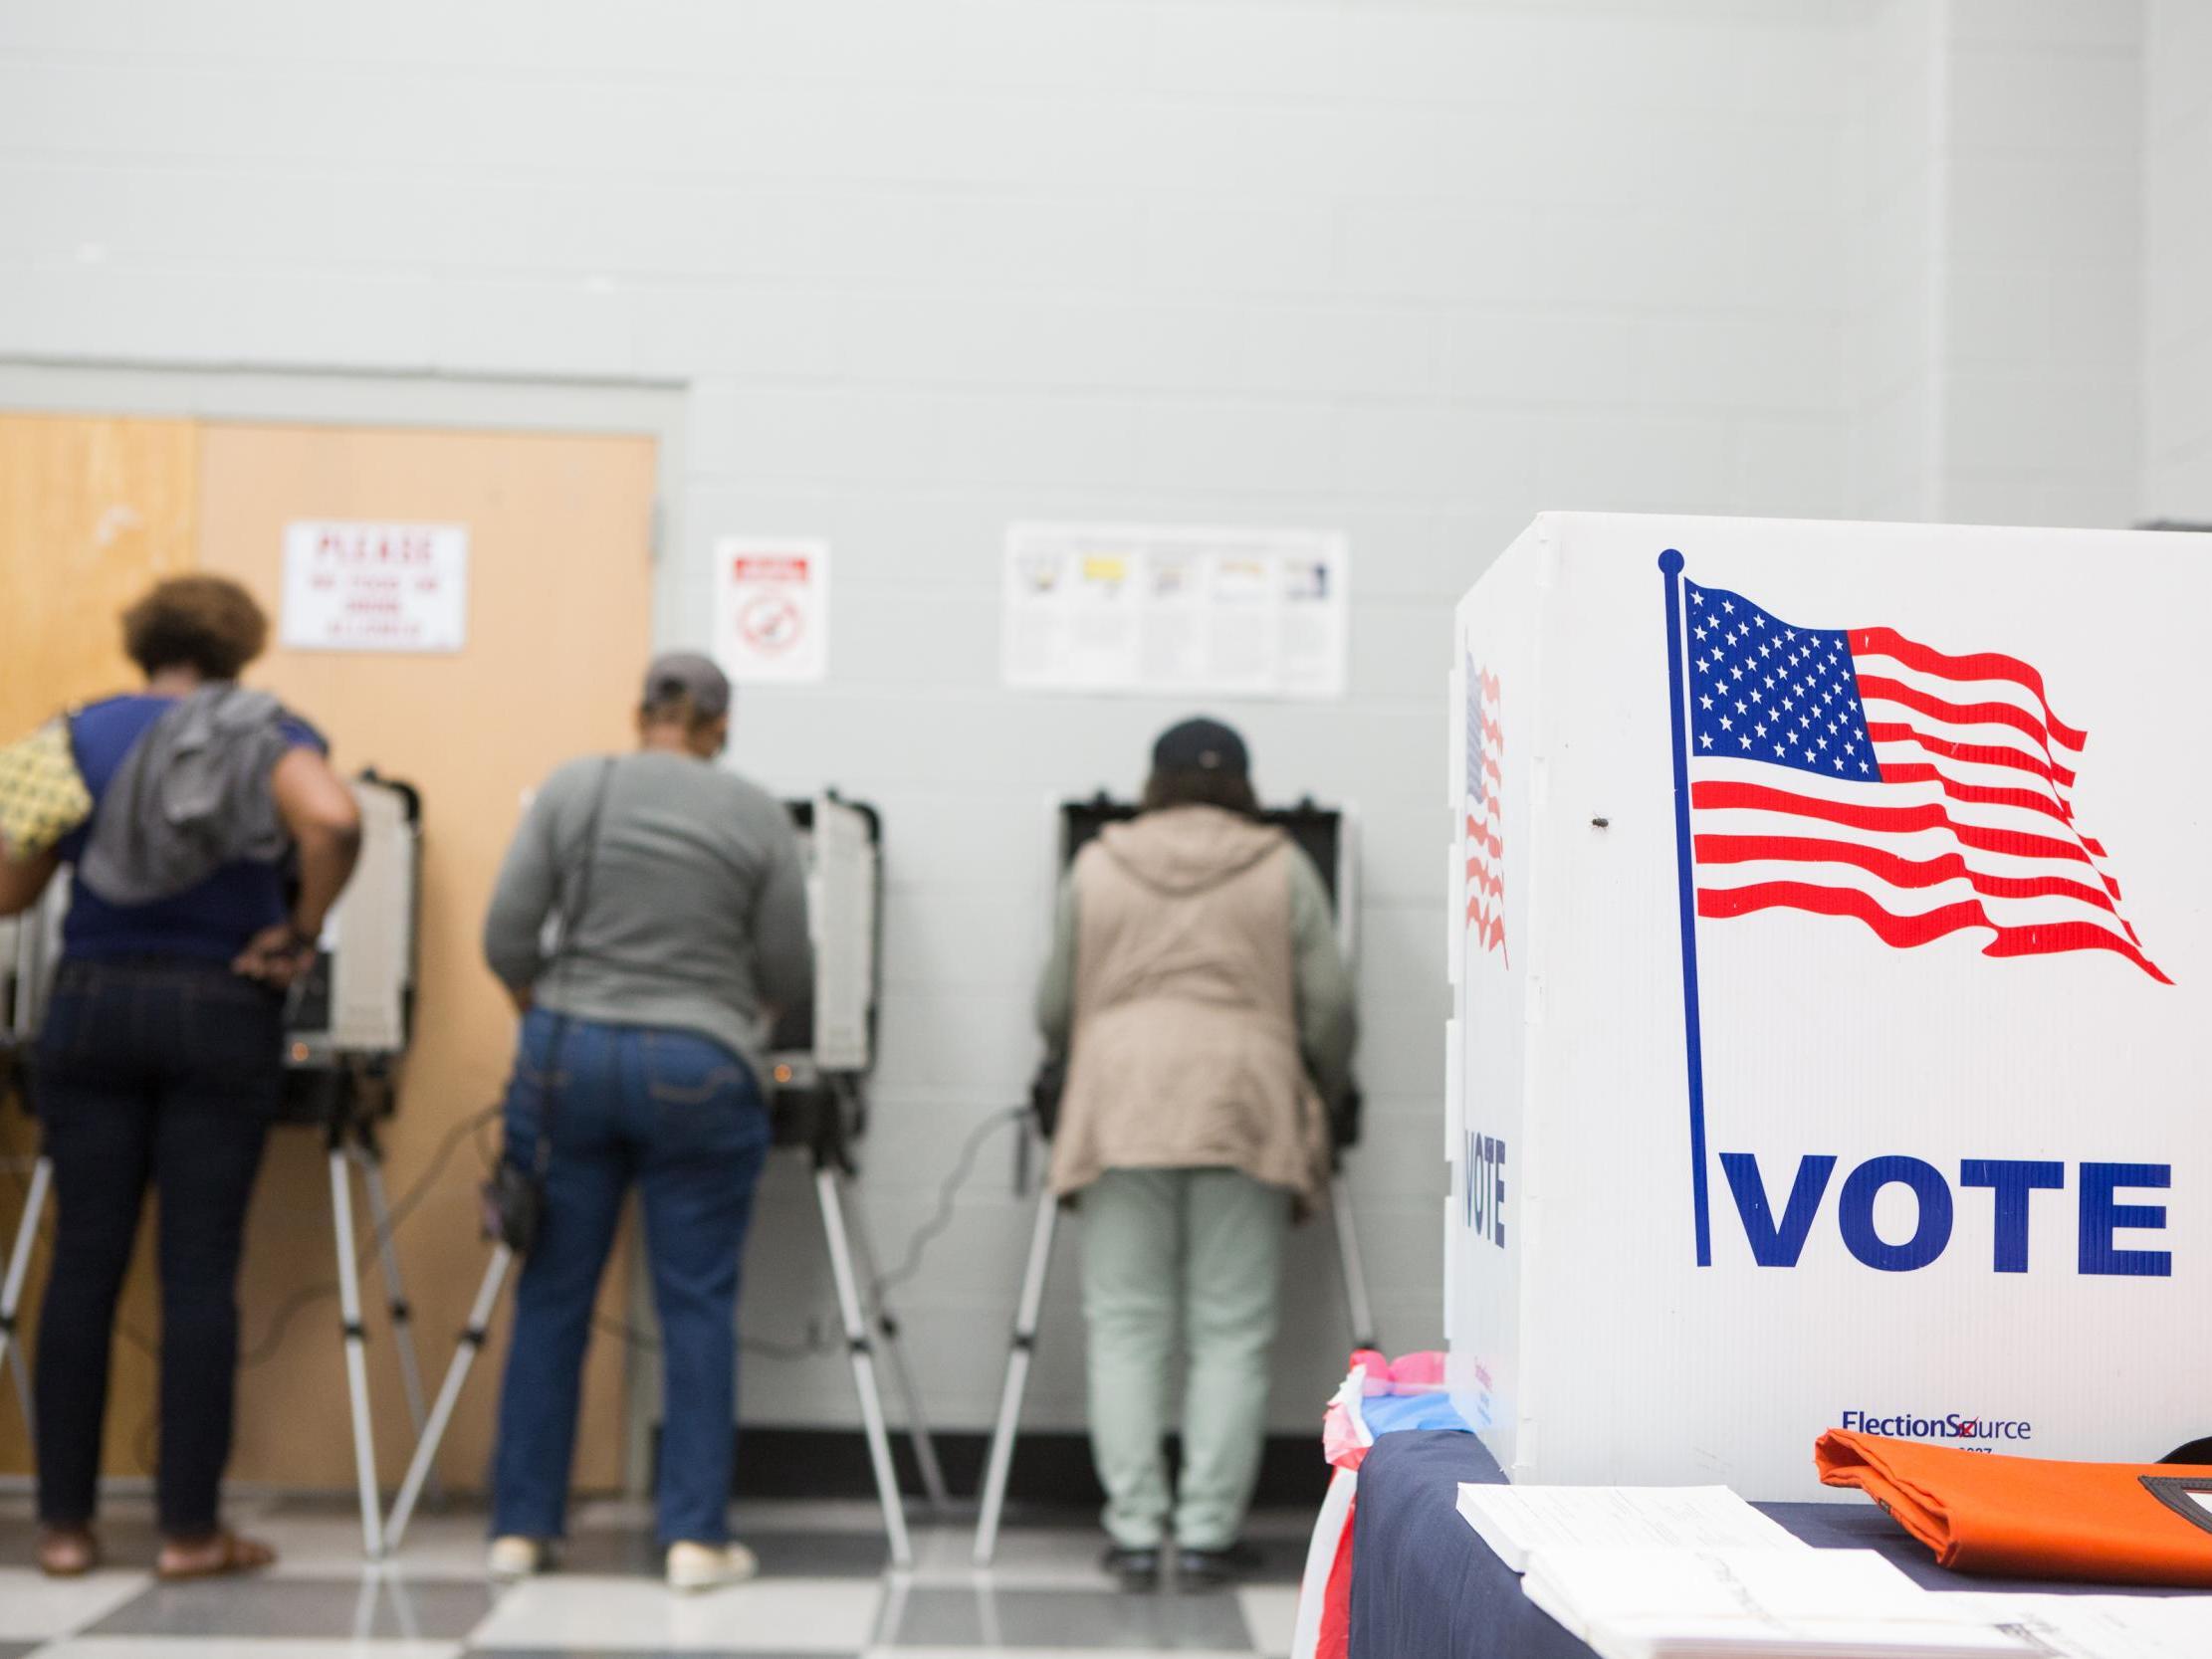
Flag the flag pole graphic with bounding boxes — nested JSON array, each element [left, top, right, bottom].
[[1659, 548, 1712, 1267]]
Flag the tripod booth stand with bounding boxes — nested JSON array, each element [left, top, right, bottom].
[[383, 792, 947, 1567], [0, 773, 425, 1561], [971, 794, 1381, 1566]]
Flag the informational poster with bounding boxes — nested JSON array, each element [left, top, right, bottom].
[[280, 521, 470, 653], [714, 538, 830, 684], [1001, 522, 1348, 699]]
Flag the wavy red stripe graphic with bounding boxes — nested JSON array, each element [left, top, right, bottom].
[[1863, 720, 2073, 794], [1697, 880, 2168, 984], [1850, 628, 2089, 750], [1856, 675, 2079, 786], [1690, 780, 2098, 871], [1872, 759, 2074, 829], [1466, 663, 1507, 960], [1693, 834, 2119, 917]]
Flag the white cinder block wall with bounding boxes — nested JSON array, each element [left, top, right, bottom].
[[2146, 0, 2212, 519], [0, 0, 2177, 1439], [1850, 0, 2146, 527]]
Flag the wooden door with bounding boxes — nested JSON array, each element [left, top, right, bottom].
[[196, 423, 657, 1492], [0, 415, 657, 1494], [0, 415, 200, 1478]]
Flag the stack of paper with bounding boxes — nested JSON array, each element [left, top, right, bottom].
[[1454, 1483, 1809, 1571], [1521, 1547, 2035, 1659], [1958, 1593, 2212, 1659]]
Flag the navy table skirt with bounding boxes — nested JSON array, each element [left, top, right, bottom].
[[1348, 1430, 2187, 1659]]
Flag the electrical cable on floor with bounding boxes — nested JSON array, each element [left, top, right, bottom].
[[608, 1103, 1031, 1361]]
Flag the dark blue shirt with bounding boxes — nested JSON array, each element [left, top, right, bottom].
[[58, 695, 327, 964]]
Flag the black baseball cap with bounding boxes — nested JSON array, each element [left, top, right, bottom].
[[1152, 717, 1248, 775], [641, 652, 732, 720]]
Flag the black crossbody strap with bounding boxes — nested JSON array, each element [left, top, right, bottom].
[[529, 756, 618, 1177]]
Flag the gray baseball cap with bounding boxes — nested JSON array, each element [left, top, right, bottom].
[[641, 651, 732, 720]]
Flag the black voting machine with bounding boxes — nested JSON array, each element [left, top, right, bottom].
[[971, 793, 1380, 1565]]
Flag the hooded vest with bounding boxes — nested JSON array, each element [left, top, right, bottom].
[[1047, 804, 1332, 1216]]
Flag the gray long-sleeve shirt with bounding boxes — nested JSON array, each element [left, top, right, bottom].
[[484, 751, 811, 1084]]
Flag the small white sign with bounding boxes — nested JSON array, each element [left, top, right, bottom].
[[714, 538, 829, 684], [281, 521, 470, 654], [1001, 522, 1348, 700]]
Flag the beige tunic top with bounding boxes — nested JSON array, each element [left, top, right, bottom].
[[1040, 806, 1351, 1218]]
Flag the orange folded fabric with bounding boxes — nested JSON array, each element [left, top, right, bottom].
[[1816, 1429, 2212, 1586]]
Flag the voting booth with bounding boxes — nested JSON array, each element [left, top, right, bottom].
[[389, 791, 945, 1566], [1446, 513, 2212, 1502], [971, 792, 1378, 1566], [0, 773, 426, 1554]]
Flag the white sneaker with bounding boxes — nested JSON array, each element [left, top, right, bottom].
[[487, 1536, 547, 1582], [666, 1540, 759, 1593]]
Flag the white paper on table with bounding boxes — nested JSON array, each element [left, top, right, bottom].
[[1944, 1593, 2212, 1659], [1522, 1547, 2035, 1658], [1455, 1484, 1807, 1573]]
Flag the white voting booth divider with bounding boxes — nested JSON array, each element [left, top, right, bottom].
[[1446, 513, 2212, 1501]]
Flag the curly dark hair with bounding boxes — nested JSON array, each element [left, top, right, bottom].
[[120, 575, 270, 681], [1140, 765, 1260, 817]]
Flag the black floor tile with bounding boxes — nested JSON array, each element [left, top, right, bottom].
[[85, 1573, 495, 1639], [881, 1583, 1254, 1649]]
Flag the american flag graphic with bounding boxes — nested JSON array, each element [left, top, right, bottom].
[[1679, 575, 2165, 983], [1466, 658, 1506, 957]]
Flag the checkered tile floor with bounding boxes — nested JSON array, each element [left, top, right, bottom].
[[0, 1495, 1309, 1657]]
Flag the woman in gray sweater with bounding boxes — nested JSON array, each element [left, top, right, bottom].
[[479, 654, 811, 1593]]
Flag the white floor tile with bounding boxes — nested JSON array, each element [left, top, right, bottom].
[[465, 1572, 884, 1652], [37, 1642, 461, 1659], [1238, 1584, 1300, 1657], [0, 1568, 151, 1639], [265, 1513, 493, 1581]]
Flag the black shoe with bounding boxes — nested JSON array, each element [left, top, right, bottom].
[[1175, 1541, 1264, 1589], [1102, 1544, 1162, 1590]]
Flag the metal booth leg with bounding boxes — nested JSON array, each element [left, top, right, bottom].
[[973, 1187, 1059, 1567], [327, 1141, 385, 1559], [1329, 1174, 1380, 1354], [0, 1154, 50, 1434], [352, 1138, 433, 1477], [385, 1242, 514, 1555], [844, 1197, 952, 1515], [814, 1167, 913, 1568]]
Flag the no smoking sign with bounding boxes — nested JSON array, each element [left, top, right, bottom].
[[714, 538, 829, 684]]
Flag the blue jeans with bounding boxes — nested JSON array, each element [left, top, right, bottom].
[[490, 1010, 771, 1547]]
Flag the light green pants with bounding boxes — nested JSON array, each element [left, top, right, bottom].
[[1078, 1166, 1291, 1552]]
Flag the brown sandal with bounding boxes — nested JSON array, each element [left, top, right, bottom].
[[156, 1532, 278, 1581], [36, 1526, 99, 1577]]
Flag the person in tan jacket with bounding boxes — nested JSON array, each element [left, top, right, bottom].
[[1035, 718, 1356, 1590]]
